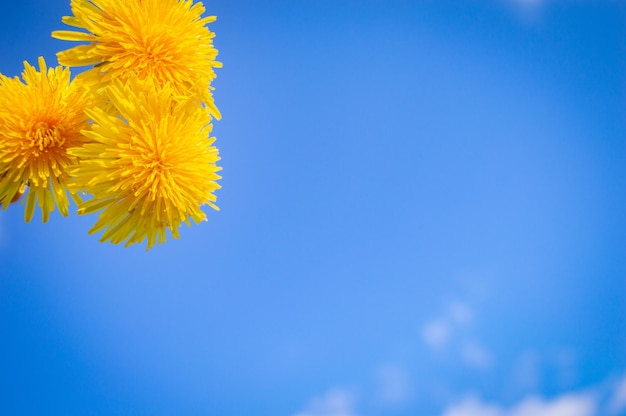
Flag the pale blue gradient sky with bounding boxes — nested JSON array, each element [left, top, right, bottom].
[[0, 1, 625, 415]]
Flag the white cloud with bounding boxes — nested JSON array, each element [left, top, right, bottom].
[[442, 392, 597, 416], [442, 396, 503, 416], [608, 373, 626, 414], [509, 394, 597, 416], [421, 301, 494, 371], [422, 319, 451, 350], [293, 388, 359, 416], [375, 364, 412, 406]]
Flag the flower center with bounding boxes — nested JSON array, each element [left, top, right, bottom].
[[133, 34, 174, 76], [122, 27, 183, 83], [27, 121, 65, 154]]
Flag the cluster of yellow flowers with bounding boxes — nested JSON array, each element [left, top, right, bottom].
[[0, 0, 222, 250]]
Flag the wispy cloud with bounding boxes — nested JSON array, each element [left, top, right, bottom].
[[293, 388, 359, 416], [507, 0, 544, 8], [510, 349, 579, 394], [509, 394, 597, 416], [608, 373, 626, 415], [461, 341, 493, 370], [421, 319, 451, 350], [501, 0, 550, 22], [421, 300, 474, 351], [511, 351, 542, 393], [442, 396, 503, 416], [441, 392, 597, 416], [448, 301, 474, 325], [421, 300, 494, 371], [375, 364, 413, 406]]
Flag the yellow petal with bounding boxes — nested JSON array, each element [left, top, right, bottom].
[[51, 30, 95, 41]]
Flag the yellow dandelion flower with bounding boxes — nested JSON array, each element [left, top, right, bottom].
[[70, 77, 221, 250], [0, 57, 90, 222], [52, 0, 221, 118]]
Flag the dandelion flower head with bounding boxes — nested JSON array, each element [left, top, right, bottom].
[[70, 77, 221, 250], [0, 57, 90, 222], [53, 0, 221, 118]]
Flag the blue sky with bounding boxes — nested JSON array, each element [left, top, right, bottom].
[[0, 1, 625, 415]]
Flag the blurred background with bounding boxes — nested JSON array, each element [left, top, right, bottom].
[[0, 0, 625, 415]]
